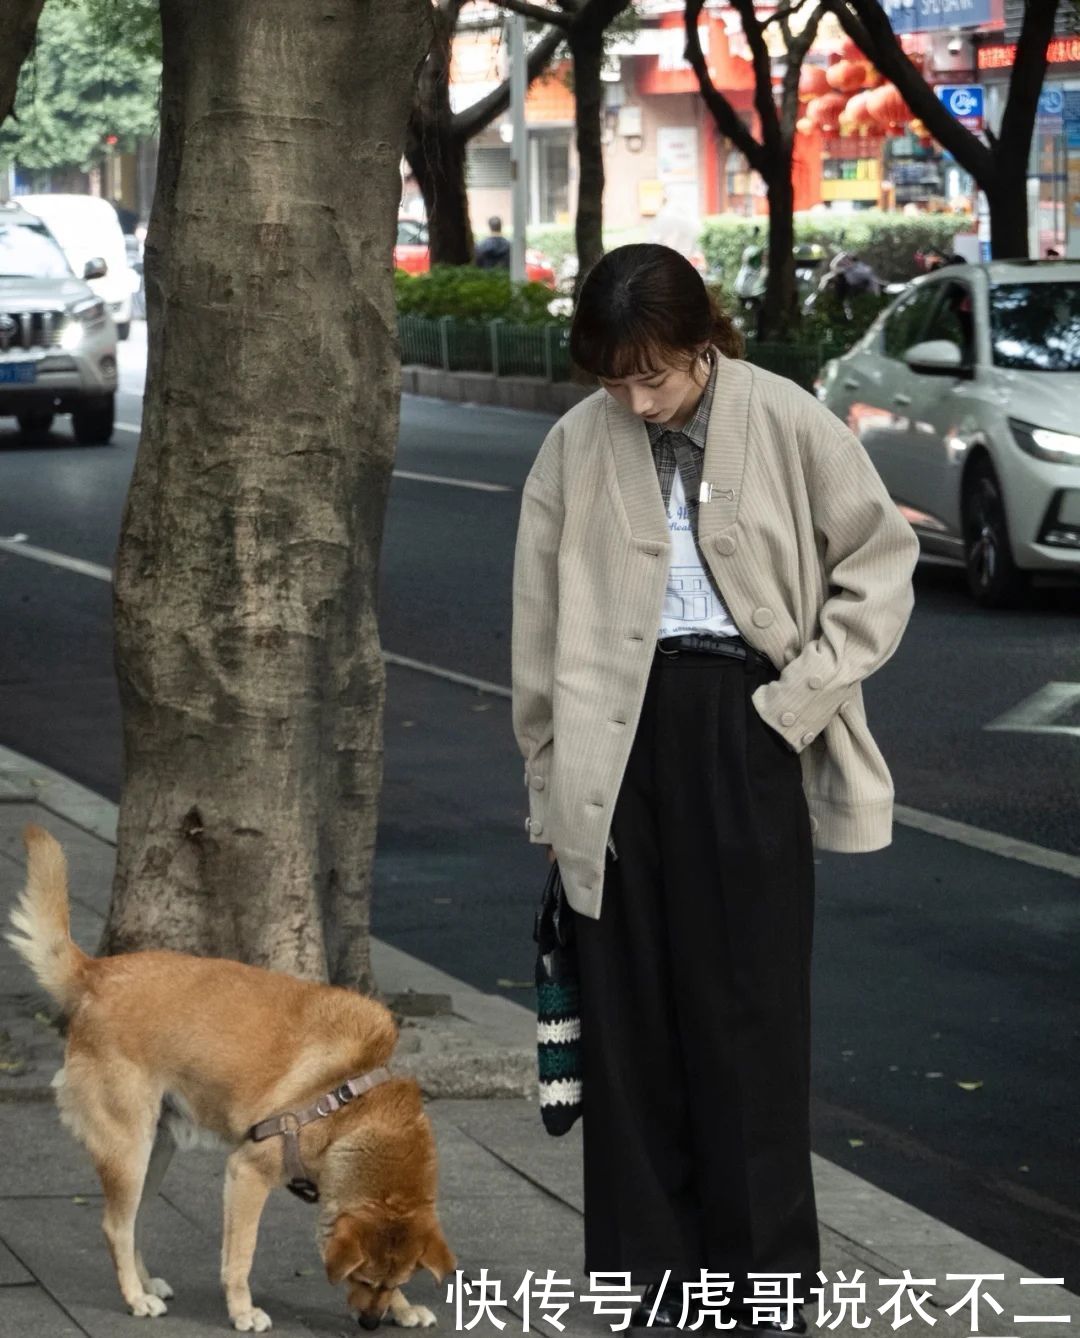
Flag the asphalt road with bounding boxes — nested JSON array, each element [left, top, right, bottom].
[[0, 324, 1078, 1293]]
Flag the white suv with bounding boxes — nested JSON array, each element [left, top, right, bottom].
[[0, 202, 117, 444], [817, 260, 1080, 607]]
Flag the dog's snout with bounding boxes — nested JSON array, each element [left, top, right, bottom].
[[357, 1313, 381, 1331]]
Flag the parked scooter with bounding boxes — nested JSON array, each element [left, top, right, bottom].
[[732, 239, 829, 329], [803, 250, 883, 320]]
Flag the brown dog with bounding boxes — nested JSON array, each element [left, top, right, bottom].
[[6, 825, 455, 1331]]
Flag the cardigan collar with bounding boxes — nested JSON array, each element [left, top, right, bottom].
[[603, 346, 751, 547]]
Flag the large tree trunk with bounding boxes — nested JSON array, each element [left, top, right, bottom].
[[0, 0, 44, 129], [985, 184, 1031, 261], [406, 116, 473, 266], [760, 161, 796, 340], [408, 0, 474, 266], [568, 13, 608, 292], [106, 0, 431, 991]]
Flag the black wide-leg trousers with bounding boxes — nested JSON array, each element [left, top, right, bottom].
[[572, 646, 820, 1304]]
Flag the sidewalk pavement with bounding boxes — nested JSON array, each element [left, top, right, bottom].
[[0, 747, 1076, 1338]]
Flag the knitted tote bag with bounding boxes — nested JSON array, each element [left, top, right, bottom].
[[533, 860, 582, 1135]]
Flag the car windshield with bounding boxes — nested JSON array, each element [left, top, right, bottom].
[[0, 220, 71, 280], [989, 281, 1080, 371]]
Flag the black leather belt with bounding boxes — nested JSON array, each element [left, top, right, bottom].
[[657, 633, 772, 670]]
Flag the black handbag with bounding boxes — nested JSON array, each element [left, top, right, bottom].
[[533, 859, 583, 1135]]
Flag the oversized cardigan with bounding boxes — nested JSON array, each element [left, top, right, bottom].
[[511, 349, 921, 920]]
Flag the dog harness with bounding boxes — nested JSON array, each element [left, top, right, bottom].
[[247, 1067, 394, 1203]]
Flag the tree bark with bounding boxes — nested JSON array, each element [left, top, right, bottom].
[[761, 161, 796, 339], [568, 12, 607, 291], [106, 0, 431, 991], [0, 0, 45, 129]]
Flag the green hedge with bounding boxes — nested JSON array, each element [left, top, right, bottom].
[[700, 211, 966, 287], [394, 266, 562, 325]]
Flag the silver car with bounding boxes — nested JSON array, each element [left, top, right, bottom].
[[0, 202, 117, 444], [817, 260, 1080, 607]]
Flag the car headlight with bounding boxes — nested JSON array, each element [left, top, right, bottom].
[[61, 297, 107, 350], [1009, 419, 1080, 467]]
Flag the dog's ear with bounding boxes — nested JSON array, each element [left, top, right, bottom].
[[418, 1221, 456, 1283], [324, 1213, 368, 1286]]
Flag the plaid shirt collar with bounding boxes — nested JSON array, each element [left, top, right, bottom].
[[644, 350, 717, 454]]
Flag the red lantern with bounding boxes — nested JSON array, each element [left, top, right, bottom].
[[826, 58, 870, 93], [868, 83, 909, 132], [806, 92, 849, 134], [845, 90, 876, 132], [796, 116, 816, 136], [839, 36, 865, 62], [798, 66, 830, 101]]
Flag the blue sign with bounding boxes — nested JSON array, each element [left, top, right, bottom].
[[1039, 88, 1065, 118], [1064, 90, 1080, 151], [936, 85, 985, 129], [882, 0, 993, 34]]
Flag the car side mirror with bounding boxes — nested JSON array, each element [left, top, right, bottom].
[[904, 339, 970, 376], [84, 257, 108, 280]]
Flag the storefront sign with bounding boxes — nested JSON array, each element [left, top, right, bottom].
[[978, 37, 1080, 70], [936, 84, 985, 129], [882, 0, 993, 35], [1065, 89, 1080, 151]]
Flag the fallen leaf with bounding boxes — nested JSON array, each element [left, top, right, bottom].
[[1018, 1165, 1030, 1173], [72, 1196, 88, 1205], [496, 978, 532, 989], [925, 1071, 944, 1079], [956, 1080, 983, 1091], [0, 1060, 25, 1072], [471, 704, 491, 713], [401, 721, 416, 729], [848, 1138, 864, 1148], [432, 897, 452, 905]]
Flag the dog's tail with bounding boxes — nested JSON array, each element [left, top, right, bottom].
[[6, 825, 89, 1012]]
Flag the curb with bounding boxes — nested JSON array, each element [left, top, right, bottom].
[[0, 744, 537, 1101], [400, 364, 593, 415]]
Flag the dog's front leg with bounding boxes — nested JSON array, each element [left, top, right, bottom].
[[221, 1150, 273, 1332]]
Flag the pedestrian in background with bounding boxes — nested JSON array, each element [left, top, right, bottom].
[[475, 215, 511, 270], [511, 243, 920, 1333]]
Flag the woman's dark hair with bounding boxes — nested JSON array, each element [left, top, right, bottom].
[[569, 243, 744, 380]]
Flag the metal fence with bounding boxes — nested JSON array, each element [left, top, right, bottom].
[[397, 314, 836, 392]]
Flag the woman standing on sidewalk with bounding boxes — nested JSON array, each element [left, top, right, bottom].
[[511, 244, 920, 1333]]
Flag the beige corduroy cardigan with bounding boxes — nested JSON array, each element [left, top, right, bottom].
[[511, 350, 921, 920]]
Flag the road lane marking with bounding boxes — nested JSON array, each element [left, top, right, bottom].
[[0, 537, 112, 583], [985, 683, 1080, 739], [2, 538, 1076, 879], [113, 426, 513, 494], [391, 470, 511, 494]]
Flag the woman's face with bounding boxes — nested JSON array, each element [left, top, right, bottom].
[[598, 346, 709, 427]]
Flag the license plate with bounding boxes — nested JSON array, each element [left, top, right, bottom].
[[0, 363, 36, 384]]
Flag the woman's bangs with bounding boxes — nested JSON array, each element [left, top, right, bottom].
[[571, 324, 672, 382]]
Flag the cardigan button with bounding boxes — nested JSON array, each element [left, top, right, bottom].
[[781, 711, 797, 727], [802, 731, 816, 745], [530, 775, 545, 791], [808, 676, 823, 690], [714, 535, 737, 556], [752, 607, 774, 628], [809, 815, 820, 835], [528, 819, 544, 837]]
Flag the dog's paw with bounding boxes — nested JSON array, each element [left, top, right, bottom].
[[389, 1301, 437, 1328], [145, 1277, 174, 1300], [231, 1308, 273, 1332], [130, 1293, 168, 1318]]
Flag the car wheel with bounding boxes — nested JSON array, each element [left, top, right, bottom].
[[961, 459, 1028, 609], [71, 395, 115, 446], [117, 321, 131, 341], [17, 411, 54, 439]]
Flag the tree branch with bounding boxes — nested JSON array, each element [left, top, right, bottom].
[[825, 0, 994, 180], [452, 21, 566, 138], [684, 0, 765, 172], [729, 0, 781, 150], [494, 0, 571, 27]]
